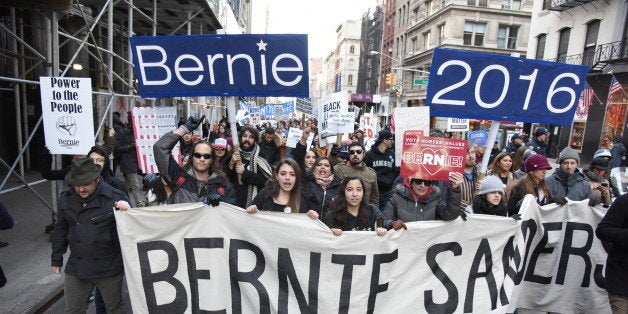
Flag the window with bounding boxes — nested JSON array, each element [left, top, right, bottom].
[[557, 28, 571, 63], [411, 36, 418, 52], [426, 0, 434, 16], [535, 34, 546, 60], [500, 0, 522, 9], [497, 25, 518, 49], [423, 31, 431, 51], [467, 0, 488, 7], [348, 74, 354, 86], [349, 45, 355, 54], [438, 24, 445, 45], [463, 22, 485, 46], [582, 20, 600, 66]]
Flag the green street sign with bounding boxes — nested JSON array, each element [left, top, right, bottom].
[[414, 78, 429, 85]]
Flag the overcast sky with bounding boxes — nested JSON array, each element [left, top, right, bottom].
[[266, 0, 380, 59]]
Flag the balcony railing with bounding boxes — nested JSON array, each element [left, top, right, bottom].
[[545, 37, 628, 71], [543, 0, 597, 11]]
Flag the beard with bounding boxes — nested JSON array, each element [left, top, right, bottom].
[[241, 140, 254, 152]]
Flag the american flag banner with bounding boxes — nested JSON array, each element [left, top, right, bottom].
[[574, 85, 595, 120], [607, 76, 624, 102]]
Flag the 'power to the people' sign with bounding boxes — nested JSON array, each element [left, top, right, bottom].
[[426, 48, 589, 125]]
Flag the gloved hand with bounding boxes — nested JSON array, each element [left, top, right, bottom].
[[550, 195, 568, 205], [389, 220, 407, 230], [182, 115, 205, 133], [459, 210, 468, 221], [510, 213, 521, 220], [207, 194, 221, 207], [330, 145, 340, 157]]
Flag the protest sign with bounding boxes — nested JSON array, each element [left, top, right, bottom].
[[393, 106, 430, 166], [400, 130, 467, 180], [131, 106, 179, 173], [115, 196, 612, 313], [468, 130, 488, 147], [360, 113, 379, 138], [328, 112, 354, 134], [447, 118, 469, 132], [285, 127, 314, 149], [317, 91, 349, 143], [295, 98, 313, 115], [130, 34, 309, 98], [40, 77, 95, 155], [426, 48, 589, 125]]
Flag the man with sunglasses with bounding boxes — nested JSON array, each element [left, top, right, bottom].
[[154, 116, 235, 205], [364, 129, 399, 209], [334, 142, 379, 206]]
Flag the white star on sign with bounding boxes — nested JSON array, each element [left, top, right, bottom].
[[256, 39, 267, 51]]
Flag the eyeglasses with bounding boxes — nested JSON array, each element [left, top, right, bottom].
[[411, 179, 432, 186], [193, 153, 212, 159], [349, 149, 363, 155]]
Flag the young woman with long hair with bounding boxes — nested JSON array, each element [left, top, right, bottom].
[[323, 176, 387, 236], [246, 158, 318, 218], [487, 152, 516, 201], [301, 156, 342, 216], [507, 154, 563, 216], [292, 127, 319, 173]]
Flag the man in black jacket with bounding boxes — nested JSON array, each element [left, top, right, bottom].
[[51, 158, 130, 313], [259, 127, 281, 166], [113, 112, 144, 206], [526, 127, 549, 156], [364, 129, 398, 209]]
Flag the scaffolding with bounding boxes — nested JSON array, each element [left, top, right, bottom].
[[0, 0, 248, 212]]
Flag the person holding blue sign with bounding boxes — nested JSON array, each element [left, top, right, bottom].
[[525, 127, 549, 156]]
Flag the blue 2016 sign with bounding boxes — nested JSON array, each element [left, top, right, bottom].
[[130, 34, 309, 98], [426, 48, 589, 125]]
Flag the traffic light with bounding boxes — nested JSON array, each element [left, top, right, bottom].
[[390, 73, 397, 85], [385, 73, 392, 85]]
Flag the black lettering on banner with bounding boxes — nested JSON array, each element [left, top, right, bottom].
[[594, 264, 606, 289], [424, 242, 461, 314], [184, 238, 226, 314], [514, 219, 537, 284], [464, 239, 498, 312], [229, 239, 269, 314], [367, 249, 399, 314], [499, 236, 519, 306], [277, 248, 321, 314], [137, 241, 188, 313], [331, 254, 367, 314], [524, 222, 562, 284], [556, 222, 593, 287]]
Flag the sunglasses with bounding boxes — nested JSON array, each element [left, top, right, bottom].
[[349, 149, 363, 155], [213, 147, 225, 151], [193, 153, 212, 159], [411, 179, 432, 186]]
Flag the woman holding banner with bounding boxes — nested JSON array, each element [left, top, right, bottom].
[[382, 172, 464, 230], [246, 159, 319, 219], [323, 176, 387, 236]]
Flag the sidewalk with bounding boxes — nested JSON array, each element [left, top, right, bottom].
[[0, 171, 64, 313]]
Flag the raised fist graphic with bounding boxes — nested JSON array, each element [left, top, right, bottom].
[[56, 116, 77, 136]]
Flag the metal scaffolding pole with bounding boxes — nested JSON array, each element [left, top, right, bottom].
[[11, 8, 24, 177]]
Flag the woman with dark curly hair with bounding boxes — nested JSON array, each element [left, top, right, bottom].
[[323, 176, 387, 236], [301, 156, 342, 217]]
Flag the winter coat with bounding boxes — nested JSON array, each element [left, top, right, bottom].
[[525, 137, 547, 156], [113, 115, 138, 174], [504, 142, 522, 155], [249, 188, 311, 213], [224, 147, 271, 208], [546, 168, 592, 201], [301, 175, 342, 216], [0, 201, 13, 230], [583, 168, 611, 206], [364, 146, 399, 194], [611, 143, 626, 168], [334, 163, 379, 206], [507, 180, 551, 216], [51, 181, 129, 280], [596, 193, 628, 297], [154, 131, 236, 205], [323, 204, 384, 231], [382, 181, 461, 227], [259, 138, 281, 166], [466, 195, 508, 216]]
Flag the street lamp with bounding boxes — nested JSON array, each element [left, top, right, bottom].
[[370, 50, 404, 107]]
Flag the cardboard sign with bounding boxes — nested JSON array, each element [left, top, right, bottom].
[[317, 91, 349, 141], [285, 127, 314, 149], [40, 77, 95, 155], [446, 118, 469, 132], [468, 130, 488, 147], [328, 112, 354, 134], [359, 112, 379, 138], [400, 130, 467, 181], [393, 107, 430, 166]]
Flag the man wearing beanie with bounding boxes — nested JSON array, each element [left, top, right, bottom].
[[546, 147, 592, 201], [526, 127, 549, 156], [364, 129, 398, 209]]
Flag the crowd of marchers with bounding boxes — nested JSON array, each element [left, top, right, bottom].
[[4, 113, 622, 313]]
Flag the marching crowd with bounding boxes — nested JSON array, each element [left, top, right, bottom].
[[0, 113, 623, 313]]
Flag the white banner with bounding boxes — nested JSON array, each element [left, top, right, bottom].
[[115, 196, 611, 313], [393, 107, 430, 166], [285, 127, 314, 149], [40, 77, 95, 155]]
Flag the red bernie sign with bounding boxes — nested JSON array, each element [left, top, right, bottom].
[[400, 130, 467, 181]]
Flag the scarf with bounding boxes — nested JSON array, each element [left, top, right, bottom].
[[240, 144, 272, 204], [314, 173, 335, 190]]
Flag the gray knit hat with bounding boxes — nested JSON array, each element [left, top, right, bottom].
[[558, 147, 580, 164], [478, 176, 505, 195]]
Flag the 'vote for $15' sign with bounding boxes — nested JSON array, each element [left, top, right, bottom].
[[426, 48, 590, 125], [400, 130, 467, 181]]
